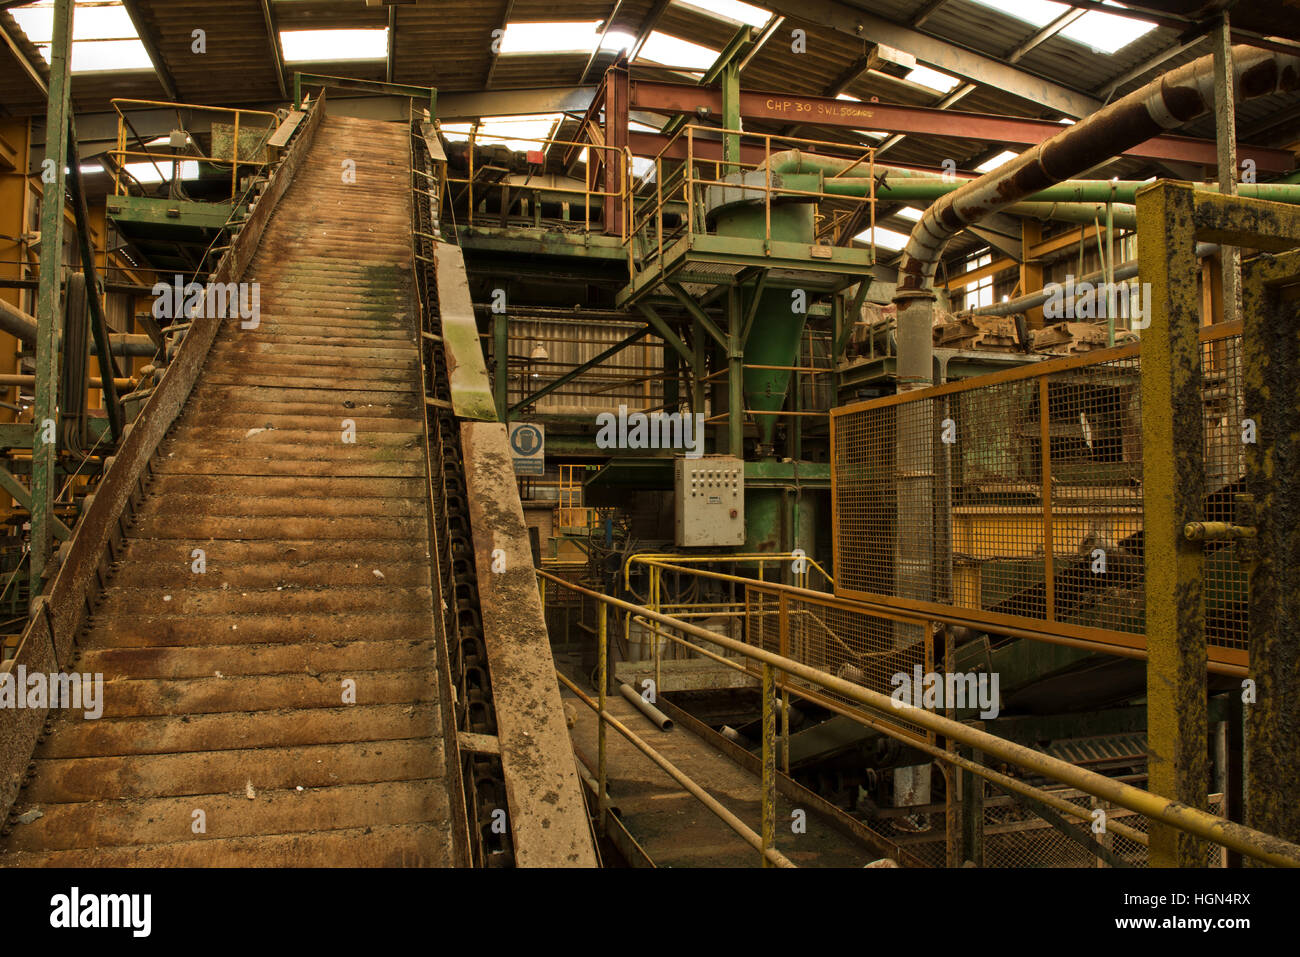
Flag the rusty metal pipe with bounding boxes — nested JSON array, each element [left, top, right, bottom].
[[893, 45, 1300, 390], [0, 373, 134, 390], [618, 682, 674, 730], [0, 298, 156, 357]]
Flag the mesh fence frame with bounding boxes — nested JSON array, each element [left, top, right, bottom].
[[831, 325, 1246, 668]]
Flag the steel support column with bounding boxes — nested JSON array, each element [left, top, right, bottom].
[[493, 310, 508, 421], [31, 0, 74, 596], [726, 288, 743, 459], [691, 325, 707, 454], [1136, 181, 1208, 867], [1212, 15, 1241, 326], [602, 62, 629, 236], [721, 61, 741, 175]]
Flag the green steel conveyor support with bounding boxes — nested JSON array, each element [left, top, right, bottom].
[[67, 115, 124, 443], [31, 0, 74, 595], [662, 24, 758, 142], [636, 303, 694, 366], [493, 310, 508, 421], [0, 466, 70, 542]]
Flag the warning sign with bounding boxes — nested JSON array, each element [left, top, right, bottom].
[[509, 422, 544, 476]]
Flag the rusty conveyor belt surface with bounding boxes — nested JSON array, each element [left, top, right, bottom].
[[0, 115, 455, 866]]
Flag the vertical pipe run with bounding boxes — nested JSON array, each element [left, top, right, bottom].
[[32, 0, 75, 596]]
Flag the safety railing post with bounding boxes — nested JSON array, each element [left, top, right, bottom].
[[231, 109, 240, 201], [761, 661, 777, 866], [651, 564, 662, 695], [778, 591, 790, 774], [598, 602, 608, 834]]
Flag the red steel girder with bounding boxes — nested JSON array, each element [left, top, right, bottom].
[[628, 80, 1296, 174]]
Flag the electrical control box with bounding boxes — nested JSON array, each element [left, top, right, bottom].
[[674, 455, 745, 547]]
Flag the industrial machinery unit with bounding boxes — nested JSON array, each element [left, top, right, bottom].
[[0, 0, 1297, 886]]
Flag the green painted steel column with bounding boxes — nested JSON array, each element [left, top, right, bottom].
[[663, 342, 680, 412], [691, 325, 707, 454], [493, 311, 508, 422], [721, 61, 741, 174], [1136, 181, 1208, 867], [727, 287, 743, 458], [32, 0, 75, 597]]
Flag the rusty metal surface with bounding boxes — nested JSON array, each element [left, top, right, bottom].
[[1, 111, 458, 866], [1137, 182, 1209, 867], [0, 90, 325, 826], [459, 421, 597, 867], [1242, 248, 1300, 851]]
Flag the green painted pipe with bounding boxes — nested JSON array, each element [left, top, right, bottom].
[[820, 176, 1300, 206], [1007, 201, 1137, 230]]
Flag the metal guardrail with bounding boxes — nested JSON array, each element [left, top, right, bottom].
[[539, 566, 1300, 868], [624, 124, 877, 274], [623, 551, 835, 698], [439, 126, 629, 238], [107, 99, 280, 204]]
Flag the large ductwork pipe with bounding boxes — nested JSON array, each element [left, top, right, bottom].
[[891, 45, 1300, 391]]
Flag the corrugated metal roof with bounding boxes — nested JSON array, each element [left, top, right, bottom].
[[2, 0, 1295, 282]]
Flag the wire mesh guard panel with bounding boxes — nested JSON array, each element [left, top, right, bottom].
[[744, 588, 928, 739], [831, 332, 1247, 659], [899, 792, 1227, 868]]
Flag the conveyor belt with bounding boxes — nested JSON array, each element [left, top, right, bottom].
[[0, 114, 457, 865]]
